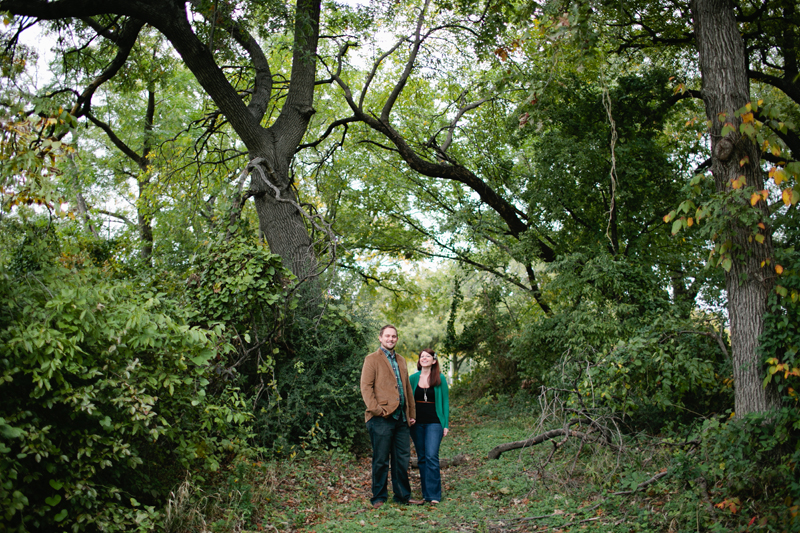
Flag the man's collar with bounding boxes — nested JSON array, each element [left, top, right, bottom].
[[380, 346, 395, 358]]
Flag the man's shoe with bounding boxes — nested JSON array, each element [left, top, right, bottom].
[[407, 499, 424, 505], [372, 501, 384, 509]]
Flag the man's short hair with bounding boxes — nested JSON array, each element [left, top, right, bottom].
[[379, 324, 398, 336]]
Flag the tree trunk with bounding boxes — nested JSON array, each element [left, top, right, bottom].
[[691, 0, 780, 415], [137, 86, 156, 264], [249, 152, 317, 281]]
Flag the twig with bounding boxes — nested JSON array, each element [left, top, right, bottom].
[[611, 470, 669, 495]]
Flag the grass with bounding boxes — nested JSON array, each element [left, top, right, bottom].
[[163, 398, 797, 532]]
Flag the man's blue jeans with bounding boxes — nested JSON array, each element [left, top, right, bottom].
[[366, 416, 411, 504], [411, 422, 443, 502]]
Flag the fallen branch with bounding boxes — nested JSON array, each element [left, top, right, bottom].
[[410, 453, 468, 469], [488, 419, 593, 459]]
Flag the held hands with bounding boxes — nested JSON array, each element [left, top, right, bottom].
[[409, 418, 416, 425]]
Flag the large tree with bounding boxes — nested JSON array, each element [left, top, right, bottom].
[[0, 0, 321, 278], [691, 0, 781, 414]]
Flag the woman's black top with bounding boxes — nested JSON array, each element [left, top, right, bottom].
[[414, 385, 440, 424]]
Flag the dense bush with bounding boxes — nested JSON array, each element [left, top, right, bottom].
[[668, 409, 800, 532], [253, 303, 374, 456], [184, 232, 373, 456], [507, 252, 732, 430], [0, 219, 251, 532]]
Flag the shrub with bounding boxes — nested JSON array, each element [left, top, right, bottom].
[[669, 409, 800, 532], [0, 220, 251, 532], [184, 232, 373, 456], [760, 247, 800, 405], [253, 304, 374, 456]]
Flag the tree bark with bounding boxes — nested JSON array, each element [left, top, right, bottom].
[[691, 0, 780, 416]]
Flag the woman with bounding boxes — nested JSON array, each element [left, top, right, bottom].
[[409, 348, 450, 504]]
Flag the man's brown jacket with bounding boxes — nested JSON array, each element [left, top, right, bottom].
[[360, 349, 416, 424]]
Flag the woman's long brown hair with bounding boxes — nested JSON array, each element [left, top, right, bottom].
[[416, 348, 441, 387]]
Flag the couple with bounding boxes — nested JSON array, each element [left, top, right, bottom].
[[360, 325, 450, 509]]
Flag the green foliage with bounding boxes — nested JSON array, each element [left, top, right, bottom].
[[670, 410, 800, 531], [186, 232, 292, 332], [445, 282, 523, 396], [509, 251, 731, 429], [254, 304, 374, 456], [0, 217, 251, 533], [568, 315, 731, 426], [760, 247, 800, 402], [515, 251, 672, 374], [184, 230, 373, 456]]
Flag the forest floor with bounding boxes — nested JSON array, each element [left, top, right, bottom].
[[168, 397, 689, 532]]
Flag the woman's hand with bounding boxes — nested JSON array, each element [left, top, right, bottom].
[[443, 428, 449, 437]]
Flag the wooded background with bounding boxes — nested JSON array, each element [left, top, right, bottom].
[[0, 0, 798, 530]]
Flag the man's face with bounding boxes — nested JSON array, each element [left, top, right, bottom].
[[379, 328, 398, 351]]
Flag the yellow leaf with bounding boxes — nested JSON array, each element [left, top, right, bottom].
[[750, 193, 761, 206], [687, 217, 694, 227], [742, 112, 754, 123], [783, 187, 794, 206], [755, 234, 765, 243], [774, 168, 787, 185], [776, 264, 784, 275]]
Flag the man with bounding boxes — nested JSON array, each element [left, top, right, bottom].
[[360, 325, 423, 508]]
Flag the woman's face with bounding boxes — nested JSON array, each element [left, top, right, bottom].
[[419, 351, 436, 369]]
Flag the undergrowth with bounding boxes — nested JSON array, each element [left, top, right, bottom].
[[161, 398, 799, 532]]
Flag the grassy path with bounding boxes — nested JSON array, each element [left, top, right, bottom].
[[180, 400, 668, 532], [277, 402, 653, 532]]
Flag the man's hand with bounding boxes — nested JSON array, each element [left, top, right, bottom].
[[409, 418, 416, 425]]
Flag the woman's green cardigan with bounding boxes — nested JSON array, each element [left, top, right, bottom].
[[409, 372, 449, 429]]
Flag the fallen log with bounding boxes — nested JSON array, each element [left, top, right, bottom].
[[487, 428, 591, 459]]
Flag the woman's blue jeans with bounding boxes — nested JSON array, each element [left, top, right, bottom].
[[411, 422, 443, 502]]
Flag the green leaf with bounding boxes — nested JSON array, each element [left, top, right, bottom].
[[54, 509, 68, 522], [721, 123, 735, 137], [722, 258, 733, 272], [45, 495, 61, 506]]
